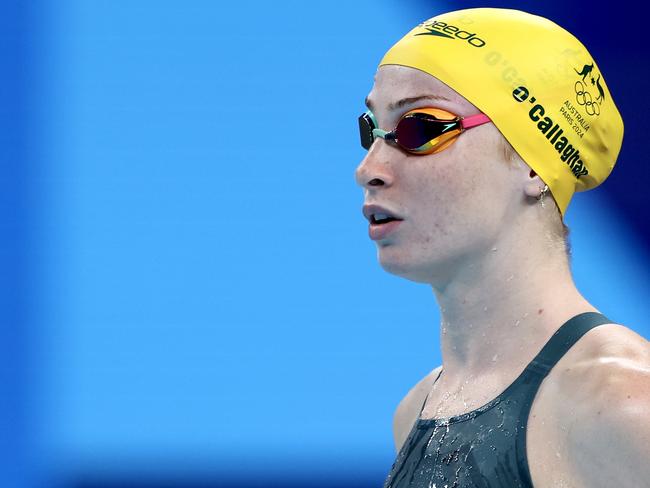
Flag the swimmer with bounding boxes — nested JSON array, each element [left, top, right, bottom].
[[354, 8, 650, 488]]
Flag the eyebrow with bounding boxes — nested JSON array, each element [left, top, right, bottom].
[[364, 94, 453, 112]]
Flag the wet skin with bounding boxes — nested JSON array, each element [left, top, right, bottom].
[[356, 65, 650, 488]]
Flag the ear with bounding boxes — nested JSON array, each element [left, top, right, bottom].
[[524, 168, 547, 199]]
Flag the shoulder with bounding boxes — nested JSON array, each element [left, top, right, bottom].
[[392, 365, 442, 454], [558, 324, 650, 413], [556, 323, 650, 487], [556, 323, 649, 396]]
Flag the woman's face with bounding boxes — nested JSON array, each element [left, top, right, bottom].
[[355, 65, 524, 286]]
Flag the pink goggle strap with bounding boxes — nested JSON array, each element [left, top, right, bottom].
[[461, 113, 491, 130]]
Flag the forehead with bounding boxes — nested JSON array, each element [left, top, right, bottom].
[[367, 65, 479, 115]]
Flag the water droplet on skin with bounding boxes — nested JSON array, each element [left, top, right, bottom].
[[483, 306, 488, 311], [491, 247, 497, 252], [442, 327, 447, 334], [468, 323, 473, 328], [556, 451, 561, 459], [514, 320, 520, 327], [492, 354, 499, 362], [506, 274, 514, 282], [464, 445, 474, 461]]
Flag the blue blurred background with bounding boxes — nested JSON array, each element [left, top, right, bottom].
[[1, 0, 648, 486]]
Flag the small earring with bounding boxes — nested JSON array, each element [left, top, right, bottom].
[[537, 184, 549, 208]]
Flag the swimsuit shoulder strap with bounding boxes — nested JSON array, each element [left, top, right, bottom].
[[526, 311, 614, 377], [419, 367, 443, 415]]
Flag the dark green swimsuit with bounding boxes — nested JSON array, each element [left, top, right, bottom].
[[383, 312, 613, 488]]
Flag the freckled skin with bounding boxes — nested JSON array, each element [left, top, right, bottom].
[[356, 65, 650, 488], [357, 66, 525, 287], [354, 64, 589, 387]]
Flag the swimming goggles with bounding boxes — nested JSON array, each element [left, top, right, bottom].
[[358, 107, 492, 155]]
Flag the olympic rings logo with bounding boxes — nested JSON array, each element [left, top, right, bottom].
[[574, 81, 600, 116]]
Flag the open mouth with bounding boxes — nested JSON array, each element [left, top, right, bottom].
[[371, 214, 402, 225]]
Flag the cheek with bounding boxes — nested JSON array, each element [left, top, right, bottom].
[[403, 155, 485, 239]]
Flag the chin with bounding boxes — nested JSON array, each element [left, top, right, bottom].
[[377, 248, 443, 284]]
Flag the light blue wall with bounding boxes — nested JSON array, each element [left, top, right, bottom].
[[10, 1, 648, 485]]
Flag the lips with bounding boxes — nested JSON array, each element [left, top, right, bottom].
[[362, 204, 404, 223], [363, 203, 404, 240], [369, 219, 402, 240]]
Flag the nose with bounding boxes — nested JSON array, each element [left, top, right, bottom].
[[354, 141, 395, 190]]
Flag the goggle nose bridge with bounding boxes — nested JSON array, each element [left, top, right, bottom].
[[372, 128, 395, 143]]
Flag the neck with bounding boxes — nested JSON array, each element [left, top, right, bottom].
[[431, 229, 595, 386]]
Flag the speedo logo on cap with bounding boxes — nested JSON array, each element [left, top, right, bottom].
[[415, 21, 486, 48], [513, 85, 589, 179]]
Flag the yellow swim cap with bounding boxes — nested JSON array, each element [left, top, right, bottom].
[[379, 8, 624, 216]]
